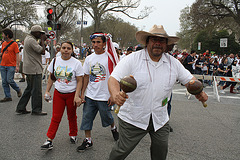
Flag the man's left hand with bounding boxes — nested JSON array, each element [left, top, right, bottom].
[[108, 97, 115, 107], [195, 91, 208, 103]]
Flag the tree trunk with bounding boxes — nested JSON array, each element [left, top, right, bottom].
[[94, 16, 101, 32]]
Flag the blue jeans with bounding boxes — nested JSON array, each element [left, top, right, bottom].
[[80, 96, 114, 130], [0, 65, 20, 98]]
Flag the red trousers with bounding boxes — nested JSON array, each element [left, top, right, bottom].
[[47, 89, 78, 140]]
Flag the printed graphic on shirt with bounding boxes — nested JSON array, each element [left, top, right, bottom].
[[89, 62, 106, 82], [55, 65, 73, 84], [209, 64, 214, 71]]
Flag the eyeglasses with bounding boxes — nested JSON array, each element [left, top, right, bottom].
[[149, 37, 167, 43]]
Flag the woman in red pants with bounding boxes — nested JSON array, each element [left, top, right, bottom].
[[41, 41, 84, 150]]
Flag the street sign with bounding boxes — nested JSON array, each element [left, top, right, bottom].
[[77, 21, 87, 25], [198, 42, 201, 50], [48, 30, 56, 40], [220, 38, 228, 48]]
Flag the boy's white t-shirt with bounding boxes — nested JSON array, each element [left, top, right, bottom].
[[83, 52, 110, 101], [48, 56, 84, 93]]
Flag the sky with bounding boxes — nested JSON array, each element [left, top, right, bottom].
[[38, 0, 196, 36], [121, 0, 196, 36]]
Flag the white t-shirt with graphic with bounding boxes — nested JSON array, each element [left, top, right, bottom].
[[83, 52, 110, 101], [48, 56, 84, 93]]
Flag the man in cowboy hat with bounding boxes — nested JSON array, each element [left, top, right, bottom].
[[108, 25, 208, 160]]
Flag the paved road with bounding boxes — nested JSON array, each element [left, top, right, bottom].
[[0, 81, 239, 160]]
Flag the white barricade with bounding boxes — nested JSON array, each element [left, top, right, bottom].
[[215, 76, 240, 83], [190, 74, 240, 102]]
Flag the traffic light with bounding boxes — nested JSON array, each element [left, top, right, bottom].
[[54, 24, 61, 30], [47, 8, 54, 26]]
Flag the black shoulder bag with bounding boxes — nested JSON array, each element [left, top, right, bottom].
[[50, 58, 57, 82], [0, 41, 15, 60]]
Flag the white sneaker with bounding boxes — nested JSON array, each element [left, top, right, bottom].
[[41, 140, 53, 150], [220, 90, 225, 94], [70, 136, 77, 144]]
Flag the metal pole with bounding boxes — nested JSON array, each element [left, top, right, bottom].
[[50, 6, 56, 60], [14, 0, 16, 41], [80, 7, 84, 59]]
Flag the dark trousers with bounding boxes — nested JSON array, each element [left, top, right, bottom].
[[16, 74, 42, 113], [109, 117, 169, 160]]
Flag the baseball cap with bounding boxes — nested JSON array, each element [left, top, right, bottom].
[[30, 25, 45, 33]]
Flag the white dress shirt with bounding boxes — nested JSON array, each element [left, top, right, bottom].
[[111, 49, 193, 131]]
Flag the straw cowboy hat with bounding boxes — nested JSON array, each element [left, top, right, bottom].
[[135, 25, 180, 46]]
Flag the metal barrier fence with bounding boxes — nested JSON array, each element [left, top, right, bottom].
[[188, 74, 240, 102]]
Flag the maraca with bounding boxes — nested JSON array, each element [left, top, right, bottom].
[[114, 75, 137, 114], [186, 79, 207, 107]]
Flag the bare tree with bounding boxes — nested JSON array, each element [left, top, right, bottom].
[[0, 0, 38, 30], [77, 0, 152, 31], [192, 0, 240, 27], [190, 0, 240, 43], [177, 6, 196, 50], [38, 0, 151, 32], [55, 7, 79, 42], [99, 14, 138, 47], [40, 0, 81, 22]]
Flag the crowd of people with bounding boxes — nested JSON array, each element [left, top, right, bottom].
[[6, 23, 240, 159], [170, 49, 240, 93]]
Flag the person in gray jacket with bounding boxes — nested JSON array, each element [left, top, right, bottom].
[[16, 25, 47, 115]]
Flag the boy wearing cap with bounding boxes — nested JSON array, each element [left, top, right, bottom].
[[16, 25, 48, 115], [76, 32, 119, 152]]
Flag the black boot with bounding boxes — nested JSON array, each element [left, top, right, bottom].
[[230, 86, 236, 94]]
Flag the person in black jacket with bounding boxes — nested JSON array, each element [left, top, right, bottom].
[[222, 60, 238, 93], [184, 50, 196, 74]]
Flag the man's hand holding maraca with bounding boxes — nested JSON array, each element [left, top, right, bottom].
[[112, 91, 129, 106], [186, 77, 208, 107], [195, 90, 208, 104], [108, 75, 136, 113]]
